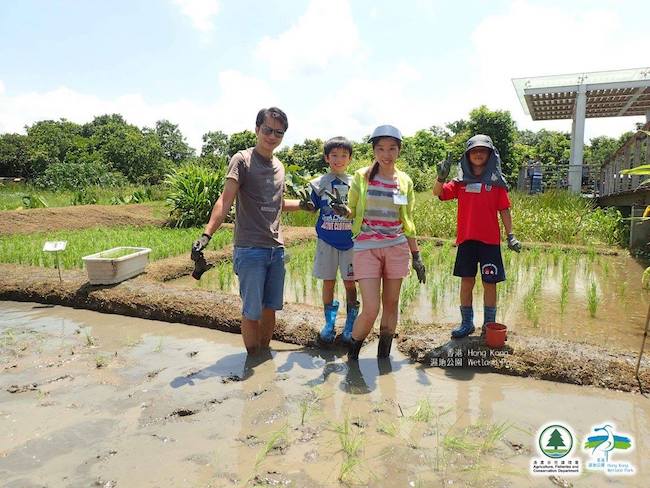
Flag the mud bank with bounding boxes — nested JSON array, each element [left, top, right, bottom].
[[1, 260, 648, 393], [1, 203, 165, 235], [397, 324, 650, 393]]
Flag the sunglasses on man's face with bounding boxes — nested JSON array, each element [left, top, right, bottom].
[[260, 125, 285, 138]]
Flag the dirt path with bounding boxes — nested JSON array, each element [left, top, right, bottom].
[[0, 203, 166, 235]]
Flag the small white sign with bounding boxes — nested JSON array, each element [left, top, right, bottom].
[[43, 241, 67, 252]]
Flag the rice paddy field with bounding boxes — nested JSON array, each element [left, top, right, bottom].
[[174, 240, 648, 351]]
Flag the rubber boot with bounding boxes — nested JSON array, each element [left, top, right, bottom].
[[481, 305, 497, 337], [319, 300, 339, 343], [377, 334, 393, 358], [451, 306, 475, 338], [347, 337, 363, 361], [341, 300, 359, 343]]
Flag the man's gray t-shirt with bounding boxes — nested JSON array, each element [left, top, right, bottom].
[[226, 148, 285, 248]]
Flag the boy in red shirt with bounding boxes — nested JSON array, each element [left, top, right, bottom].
[[433, 134, 522, 339]]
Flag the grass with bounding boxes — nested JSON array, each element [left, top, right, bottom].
[[0, 182, 166, 210], [0, 226, 233, 269], [414, 189, 623, 246]]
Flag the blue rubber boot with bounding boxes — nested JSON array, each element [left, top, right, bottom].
[[319, 300, 339, 343], [341, 300, 359, 343], [451, 306, 475, 338], [482, 306, 497, 336]]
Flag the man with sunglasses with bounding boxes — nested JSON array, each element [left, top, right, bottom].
[[193, 107, 305, 356]]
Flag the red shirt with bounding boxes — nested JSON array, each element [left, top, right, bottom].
[[440, 180, 510, 245]]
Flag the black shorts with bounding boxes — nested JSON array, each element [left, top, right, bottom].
[[453, 240, 506, 283]]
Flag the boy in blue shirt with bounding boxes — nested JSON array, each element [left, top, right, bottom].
[[310, 137, 359, 344]]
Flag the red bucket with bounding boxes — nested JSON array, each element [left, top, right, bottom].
[[485, 322, 507, 348]]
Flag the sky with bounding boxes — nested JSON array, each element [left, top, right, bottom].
[[1, 0, 648, 151]]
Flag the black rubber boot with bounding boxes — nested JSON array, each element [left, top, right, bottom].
[[377, 334, 393, 358], [347, 338, 363, 361]]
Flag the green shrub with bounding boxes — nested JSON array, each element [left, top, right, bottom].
[[165, 163, 225, 228], [71, 188, 98, 205], [35, 158, 127, 190]]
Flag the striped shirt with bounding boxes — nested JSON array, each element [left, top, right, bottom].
[[353, 175, 407, 250]]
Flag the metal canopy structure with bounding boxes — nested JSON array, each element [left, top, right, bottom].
[[512, 67, 650, 193]]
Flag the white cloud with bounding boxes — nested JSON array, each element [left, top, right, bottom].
[[172, 0, 220, 33], [255, 0, 362, 80], [0, 71, 277, 151], [463, 0, 646, 140]]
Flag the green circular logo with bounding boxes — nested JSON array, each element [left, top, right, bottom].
[[539, 424, 573, 459]]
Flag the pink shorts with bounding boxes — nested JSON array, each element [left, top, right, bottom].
[[353, 242, 411, 280]]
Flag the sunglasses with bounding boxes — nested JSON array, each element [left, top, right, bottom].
[[260, 125, 285, 138]]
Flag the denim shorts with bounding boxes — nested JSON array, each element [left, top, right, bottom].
[[233, 246, 286, 320]]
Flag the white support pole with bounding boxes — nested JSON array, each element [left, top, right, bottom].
[[646, 110, 650, 123], [568, 85, 587, 193]]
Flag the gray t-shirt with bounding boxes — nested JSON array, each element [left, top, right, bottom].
[[227, 148, 285, 248]]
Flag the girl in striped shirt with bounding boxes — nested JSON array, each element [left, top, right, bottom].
[[334, 125, 426, 361]]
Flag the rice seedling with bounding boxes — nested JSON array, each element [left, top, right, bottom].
[[560, 260, 570, 314], [443, 420, 511, 460], [252, 424, 289, 472], [400, 275, 420, 313], [334, 417, 364, 482], [154, 337, 164, 353], [523, 272, 543, 326], [409, 398, 435, 423], [95, 355, 107, 368], [618, 281, 627, 297], [297, 387, 325, 426], [84, 329, 96, 346], [587, 281, 599, 318], [376, 420, 398, 437], [602, 260, 610, 277]]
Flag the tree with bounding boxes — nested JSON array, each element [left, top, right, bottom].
[[446, 119, 469, 136], [227, 130, 257, 157], [279, 138, 325, 174], [86, 114, 168, 183], [25, 119, 83, 177], [148, 119, 194, 165], [201, 130, 229, 159], [466, 106, 518, 176], [546, 429, 566, 451], [401, 129, 447, 169], [0, 133, 29, 177]]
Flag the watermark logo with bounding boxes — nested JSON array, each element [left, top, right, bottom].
[[583, 423, 635, 476], [530, 423, 581, 475], [539, 424, 573, 458]]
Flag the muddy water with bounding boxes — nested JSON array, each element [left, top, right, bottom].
[[172, 242, 648, 352], [1, 301, 649, 487]]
